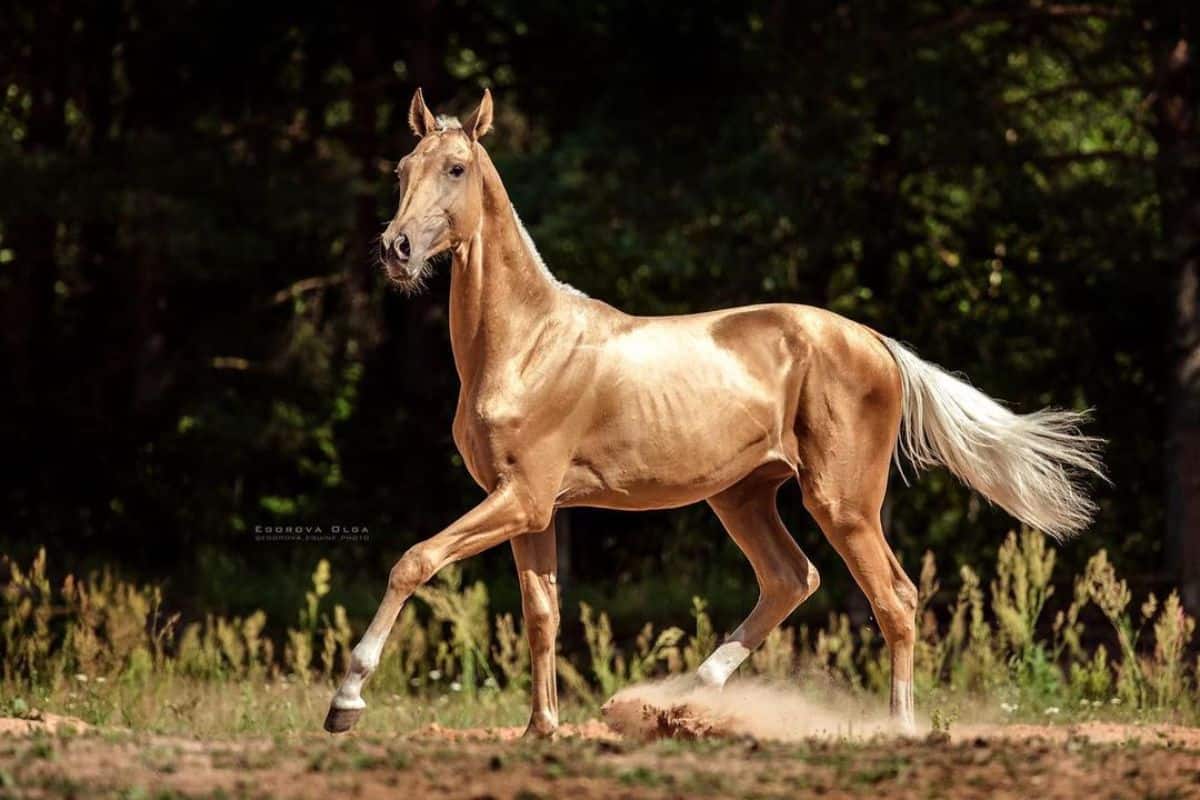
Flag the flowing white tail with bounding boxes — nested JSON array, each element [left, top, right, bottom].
[[881, 338, 1105, 539]]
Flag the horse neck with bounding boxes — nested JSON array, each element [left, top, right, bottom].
[[447, 148, 561, 384]]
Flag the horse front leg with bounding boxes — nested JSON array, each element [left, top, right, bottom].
[[325, 483, 551, 733], [510, 516, 559, 737]]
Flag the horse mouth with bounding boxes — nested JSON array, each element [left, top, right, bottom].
[[383, 259, 430, 295], [383, 249, 453, 294], [385, 261, 422, 283]]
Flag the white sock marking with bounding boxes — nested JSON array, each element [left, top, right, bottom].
[[697, 641, 751, 688], [331, 637, 383, 709]]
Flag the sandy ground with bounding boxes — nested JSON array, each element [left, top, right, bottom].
[[4, 688, 1200, 799], [0, 712, 89, 738], [600, 678, 1200, 748]]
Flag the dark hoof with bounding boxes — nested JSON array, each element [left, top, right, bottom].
[[323, 705, 363, 734]]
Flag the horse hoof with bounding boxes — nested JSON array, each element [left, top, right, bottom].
[[522, 723, 559, 740], [323, 706, 363, 734], [522, 712, 559, 740]]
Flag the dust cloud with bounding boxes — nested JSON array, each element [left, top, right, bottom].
[[601, 675, 922, 741]]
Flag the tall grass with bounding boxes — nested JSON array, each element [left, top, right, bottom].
[[1, 530, 1197, 734]]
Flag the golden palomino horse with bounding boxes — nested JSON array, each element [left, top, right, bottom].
[[325, 89, 1103, 736]]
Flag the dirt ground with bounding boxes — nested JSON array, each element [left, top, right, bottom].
[[4, 707, 1200, 800]]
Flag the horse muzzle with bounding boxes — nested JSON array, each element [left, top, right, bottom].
[[384, 260, 423, 284]]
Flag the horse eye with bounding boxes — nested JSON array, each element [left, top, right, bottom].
[[449, 164, 466, 178]]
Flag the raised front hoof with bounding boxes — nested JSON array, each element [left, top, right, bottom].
[[323, 706, 363, 734]]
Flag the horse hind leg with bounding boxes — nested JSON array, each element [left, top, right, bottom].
[[799, 439, 918, 729], [791, 332, 917, 728], [697, 475, 820, 688]]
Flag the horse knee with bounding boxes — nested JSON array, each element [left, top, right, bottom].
[[389, 548, 434, 595]]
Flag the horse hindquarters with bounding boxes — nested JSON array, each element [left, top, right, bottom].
[[794, 327, 918, 728]]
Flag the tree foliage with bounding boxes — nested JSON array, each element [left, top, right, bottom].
[[0, 1, 1194, 618]]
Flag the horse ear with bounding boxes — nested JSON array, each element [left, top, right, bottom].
[[408, 88, 437, 138], [462, 89, 494, 141]]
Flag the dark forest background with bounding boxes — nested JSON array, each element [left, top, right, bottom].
[[2, 1, 1198, 638]]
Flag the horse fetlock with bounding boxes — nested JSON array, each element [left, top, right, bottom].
[[330, 689, 367, 711], [696, 660, 726, 688], [890, 678, 916, 732], [523, 709, 559, 738], [349, 644, 380, 676], [697, 640, 752, 688]]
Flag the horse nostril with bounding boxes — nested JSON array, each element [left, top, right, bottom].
[[395, 234, 411, 259]]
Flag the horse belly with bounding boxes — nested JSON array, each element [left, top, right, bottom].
[[559, 384, 786, 510]]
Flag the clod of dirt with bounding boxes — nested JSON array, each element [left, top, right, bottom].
[[640, 703, 733, 741], [602, 696, 742, 742]]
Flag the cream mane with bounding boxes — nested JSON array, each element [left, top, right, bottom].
[[510, 207, 587, 298]]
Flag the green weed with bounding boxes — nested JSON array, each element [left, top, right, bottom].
[[1, 532, 1197, 736]]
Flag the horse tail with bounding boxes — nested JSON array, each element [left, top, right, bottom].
[[879, 337, 1105, 540]]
